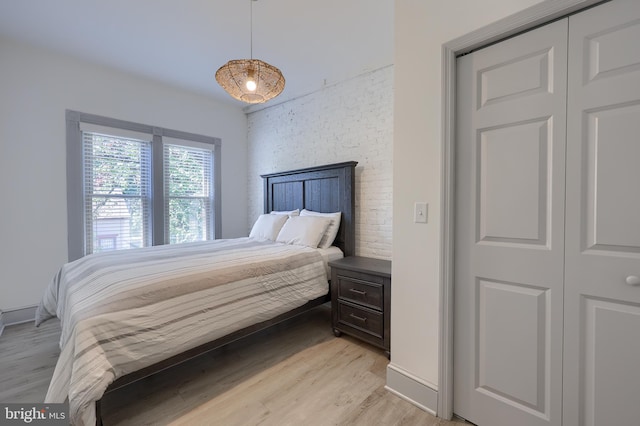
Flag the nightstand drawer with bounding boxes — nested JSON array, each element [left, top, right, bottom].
[[337, 301, 383, 339], [337, 275, 383, 310]]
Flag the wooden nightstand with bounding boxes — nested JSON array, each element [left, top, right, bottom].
[[329, 256, 391, 357]]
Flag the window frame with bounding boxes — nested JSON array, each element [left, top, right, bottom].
[[163, 140, 215, 244], [66, 110, 221, 261], [83, 130, 153, 253]]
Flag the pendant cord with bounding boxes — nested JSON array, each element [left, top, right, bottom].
[[250, 0, 253, 60]]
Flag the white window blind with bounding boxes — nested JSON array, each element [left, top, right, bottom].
[[163, 143, 214, 244], [83, 131, 152, 254]]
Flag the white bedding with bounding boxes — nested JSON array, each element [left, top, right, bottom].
[[318, 246, 345, 279], [36, 237, 338, 425]]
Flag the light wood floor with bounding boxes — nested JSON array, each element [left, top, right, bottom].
[[0, 305, 468, 426]]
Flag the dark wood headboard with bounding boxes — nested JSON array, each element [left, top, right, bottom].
[[261, 161, 358, 257]]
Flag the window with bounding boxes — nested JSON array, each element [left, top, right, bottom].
[[83, 132, 152, 253], [164, 143, 214, 244], [66, 111, 221, 260]]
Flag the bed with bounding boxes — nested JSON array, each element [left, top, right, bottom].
[[35, 161, 357, 426]]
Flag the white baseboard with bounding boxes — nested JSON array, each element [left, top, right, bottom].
[[0, 305, 37, 336], [385, 363, 438, 416]]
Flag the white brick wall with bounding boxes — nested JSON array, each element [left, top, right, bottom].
[[247, 66, 393, 259]]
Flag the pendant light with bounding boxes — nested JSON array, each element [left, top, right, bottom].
[[215, 0, 285, 104]]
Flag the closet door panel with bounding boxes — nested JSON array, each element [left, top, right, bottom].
[[583, 104, 640, 250], [478, 118, 550, 245], [564, 1, 640, 425], [581, 298, 640, 426], [454, 18, 567, 426]]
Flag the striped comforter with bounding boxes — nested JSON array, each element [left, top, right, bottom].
[[35, 238, 330, 426]]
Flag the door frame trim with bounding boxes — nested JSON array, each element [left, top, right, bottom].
[[438, 0, 606, 419]]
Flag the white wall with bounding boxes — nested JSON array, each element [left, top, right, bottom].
[[247, 66, 394, 259], [391, 0, 546, 391], [0, 37, 248, 312]]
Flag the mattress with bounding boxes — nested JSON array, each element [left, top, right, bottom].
[[35, 237, 336, 425]]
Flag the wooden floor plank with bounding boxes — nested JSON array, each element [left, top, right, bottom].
[[0, 305, 468, 426]]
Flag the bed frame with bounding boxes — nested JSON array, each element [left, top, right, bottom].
[[96, 161, 357, 424]]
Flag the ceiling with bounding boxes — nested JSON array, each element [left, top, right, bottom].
[[0, 0, 394, 110]]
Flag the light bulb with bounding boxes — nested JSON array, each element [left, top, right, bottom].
[[246, 79, 257, 91]]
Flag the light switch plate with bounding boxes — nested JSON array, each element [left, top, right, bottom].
[[414, 202, 428, 223]]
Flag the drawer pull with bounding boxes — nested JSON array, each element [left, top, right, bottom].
[[348, 288, 367, 296], [349, 313, 367, 323]]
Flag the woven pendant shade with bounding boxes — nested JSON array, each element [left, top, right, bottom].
[[216, 59, 285, 104]]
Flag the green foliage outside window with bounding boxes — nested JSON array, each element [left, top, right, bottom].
[[165, 144, 212, 244]]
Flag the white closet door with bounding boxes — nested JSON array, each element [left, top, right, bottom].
[[563, 1, 640, 425], [453, 19, 567, 426]]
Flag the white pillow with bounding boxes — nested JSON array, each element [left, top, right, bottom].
[[276, 216, 331, 248], [270, 209, 300, 217], [300, 209, 342, 248], [249, 214, 288, 241]]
